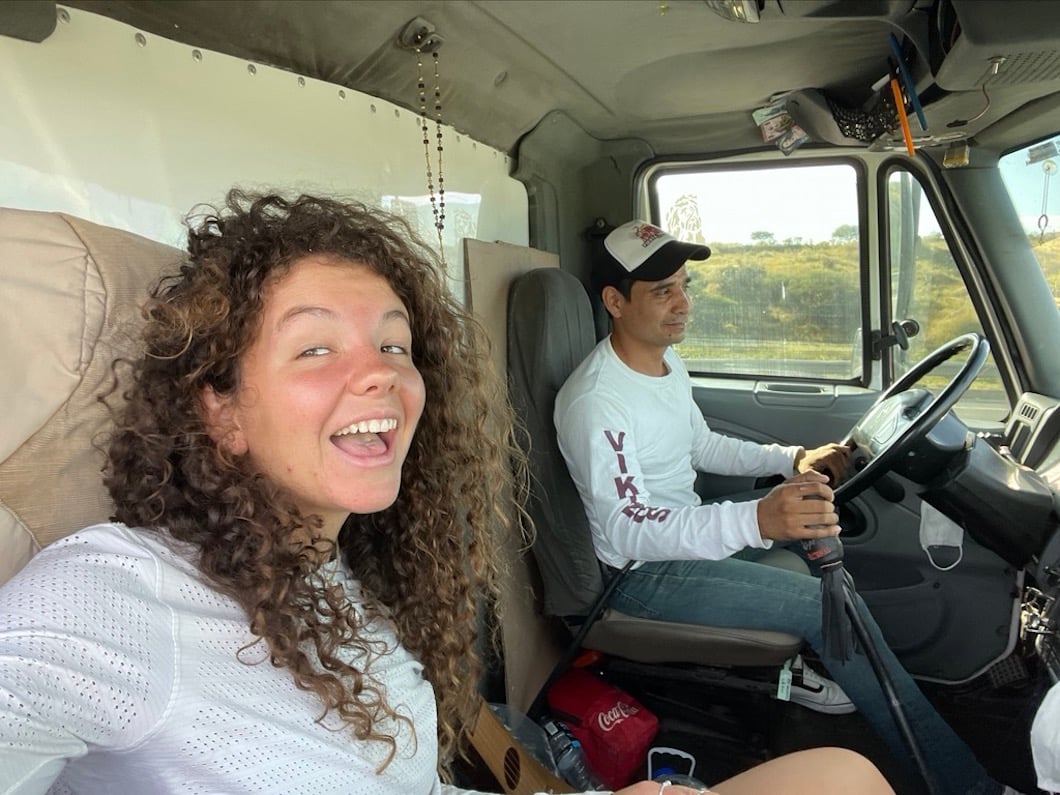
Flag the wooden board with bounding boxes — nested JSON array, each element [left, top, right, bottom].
[[462, 238, 565, 714], [467, 698, 573, 794]]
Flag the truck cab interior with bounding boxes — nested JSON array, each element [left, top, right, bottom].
[[3, 1, 1060, 793]]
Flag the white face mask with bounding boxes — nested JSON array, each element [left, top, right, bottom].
[[919, 501, 965, 572]]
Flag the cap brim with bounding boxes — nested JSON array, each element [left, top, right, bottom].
[[630, 239, 711, 282]]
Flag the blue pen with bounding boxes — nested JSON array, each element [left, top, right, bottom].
[[888, 33, 928, 131]]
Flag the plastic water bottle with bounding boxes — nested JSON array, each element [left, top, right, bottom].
[[541, 718, 605, 790]]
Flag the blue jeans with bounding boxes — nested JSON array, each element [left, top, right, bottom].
[[608, 549, 997, 795]]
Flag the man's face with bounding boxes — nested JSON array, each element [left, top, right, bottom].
[[609, 265, 692, 348]]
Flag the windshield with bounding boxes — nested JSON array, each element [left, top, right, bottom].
[[1000, 138, 1060, 307]]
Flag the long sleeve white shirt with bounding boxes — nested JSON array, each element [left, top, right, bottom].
[[1032, 678, 1060, 792], [555, 338, 800, 569], [0, 523, 508, 795]]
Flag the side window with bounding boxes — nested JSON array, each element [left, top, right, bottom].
[[652, 163, 863, 381], [999, 137, 1060, 306], [884, 169, 1007, 423]]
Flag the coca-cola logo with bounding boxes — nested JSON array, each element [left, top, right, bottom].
[[596, 701, 639, 732]]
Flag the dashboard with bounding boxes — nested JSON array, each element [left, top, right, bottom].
[[1007, 392, 1060, 472], [1006, 393, 1060, 681]]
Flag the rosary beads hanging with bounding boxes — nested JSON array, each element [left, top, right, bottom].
[[417, 46, 446, 262]]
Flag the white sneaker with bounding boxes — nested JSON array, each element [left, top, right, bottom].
[[786, 655, 856, 715]]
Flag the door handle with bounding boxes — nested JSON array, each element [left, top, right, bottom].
[[754, 381, 835, 407]]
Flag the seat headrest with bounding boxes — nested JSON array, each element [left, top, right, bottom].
[[0, 208, 183, 585], [507, 268, 602, 617], [508, 269, 596, 395]]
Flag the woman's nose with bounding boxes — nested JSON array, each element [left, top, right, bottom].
[[347, 352, 399, 395]]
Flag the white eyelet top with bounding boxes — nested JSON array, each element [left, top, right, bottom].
[[0, 523, 487, 794]]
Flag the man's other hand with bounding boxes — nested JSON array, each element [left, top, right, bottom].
[[794, 442, 851, 485], [756, 470, 840, 542]]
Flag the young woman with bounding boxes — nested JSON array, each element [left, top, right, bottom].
[[0, 190, 893, 794]]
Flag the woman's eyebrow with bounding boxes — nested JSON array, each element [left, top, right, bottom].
[[276, 305, 335, 331], [381, 307, 411, 326], [276, 305, 411, 331]]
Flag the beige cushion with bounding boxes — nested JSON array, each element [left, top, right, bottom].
[[0, 208, 183, 586]]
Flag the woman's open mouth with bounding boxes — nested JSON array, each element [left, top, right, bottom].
[[330, 417, 397, 458]]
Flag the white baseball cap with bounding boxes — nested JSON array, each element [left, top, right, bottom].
[[594, 220, 710, 292]]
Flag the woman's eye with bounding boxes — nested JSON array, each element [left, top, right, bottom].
[[298, 346, 330, 358], [381, 343, 409, 355]]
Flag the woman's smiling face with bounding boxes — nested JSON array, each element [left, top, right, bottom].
[[202, 254, 426, 538]]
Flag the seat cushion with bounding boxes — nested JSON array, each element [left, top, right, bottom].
[[0, 208, 183, 585], [585, 608, 802, 666]]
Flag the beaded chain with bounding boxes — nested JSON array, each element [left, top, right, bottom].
[[416, 48, 446, 261]]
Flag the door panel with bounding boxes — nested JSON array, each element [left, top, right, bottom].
[[692, 381, 872, 449]]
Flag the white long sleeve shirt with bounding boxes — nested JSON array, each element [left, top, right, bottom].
[[1032, 679, 1060, 792], [0, 523, 500, 795], [555, 338, 800, 569]]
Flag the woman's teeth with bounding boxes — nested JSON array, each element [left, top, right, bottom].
[[333, 418, 397, 436]]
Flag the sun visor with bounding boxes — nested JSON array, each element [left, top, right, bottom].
[[784, 89, 867, 146]]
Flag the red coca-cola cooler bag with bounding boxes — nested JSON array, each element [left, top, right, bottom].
[[547, 667, 659, 789]]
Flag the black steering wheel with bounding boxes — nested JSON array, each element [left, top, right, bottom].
[[834, 332, 990, 503]]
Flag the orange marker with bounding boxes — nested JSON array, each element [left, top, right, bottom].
[[890, 76, 915, 156]]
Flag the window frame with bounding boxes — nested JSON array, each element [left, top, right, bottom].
[[878, 156, 1019, 420]]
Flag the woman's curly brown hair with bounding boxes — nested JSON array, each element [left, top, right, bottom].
[[104, 189, 525, 774]]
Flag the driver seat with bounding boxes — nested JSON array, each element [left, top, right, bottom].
[[506, 266, 802, 668]]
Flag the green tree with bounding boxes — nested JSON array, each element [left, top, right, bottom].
[[832, 224, 858, 243]]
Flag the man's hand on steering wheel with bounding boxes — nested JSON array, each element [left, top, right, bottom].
[[795, 442, 851, 485]]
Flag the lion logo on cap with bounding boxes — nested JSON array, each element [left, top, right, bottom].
[[633, 223, 665, 248]]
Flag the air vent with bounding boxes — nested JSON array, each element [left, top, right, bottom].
[[935, 1, 1060, 91], [1020, 403, 1040, 421], [986, 51, 1060, 86]]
